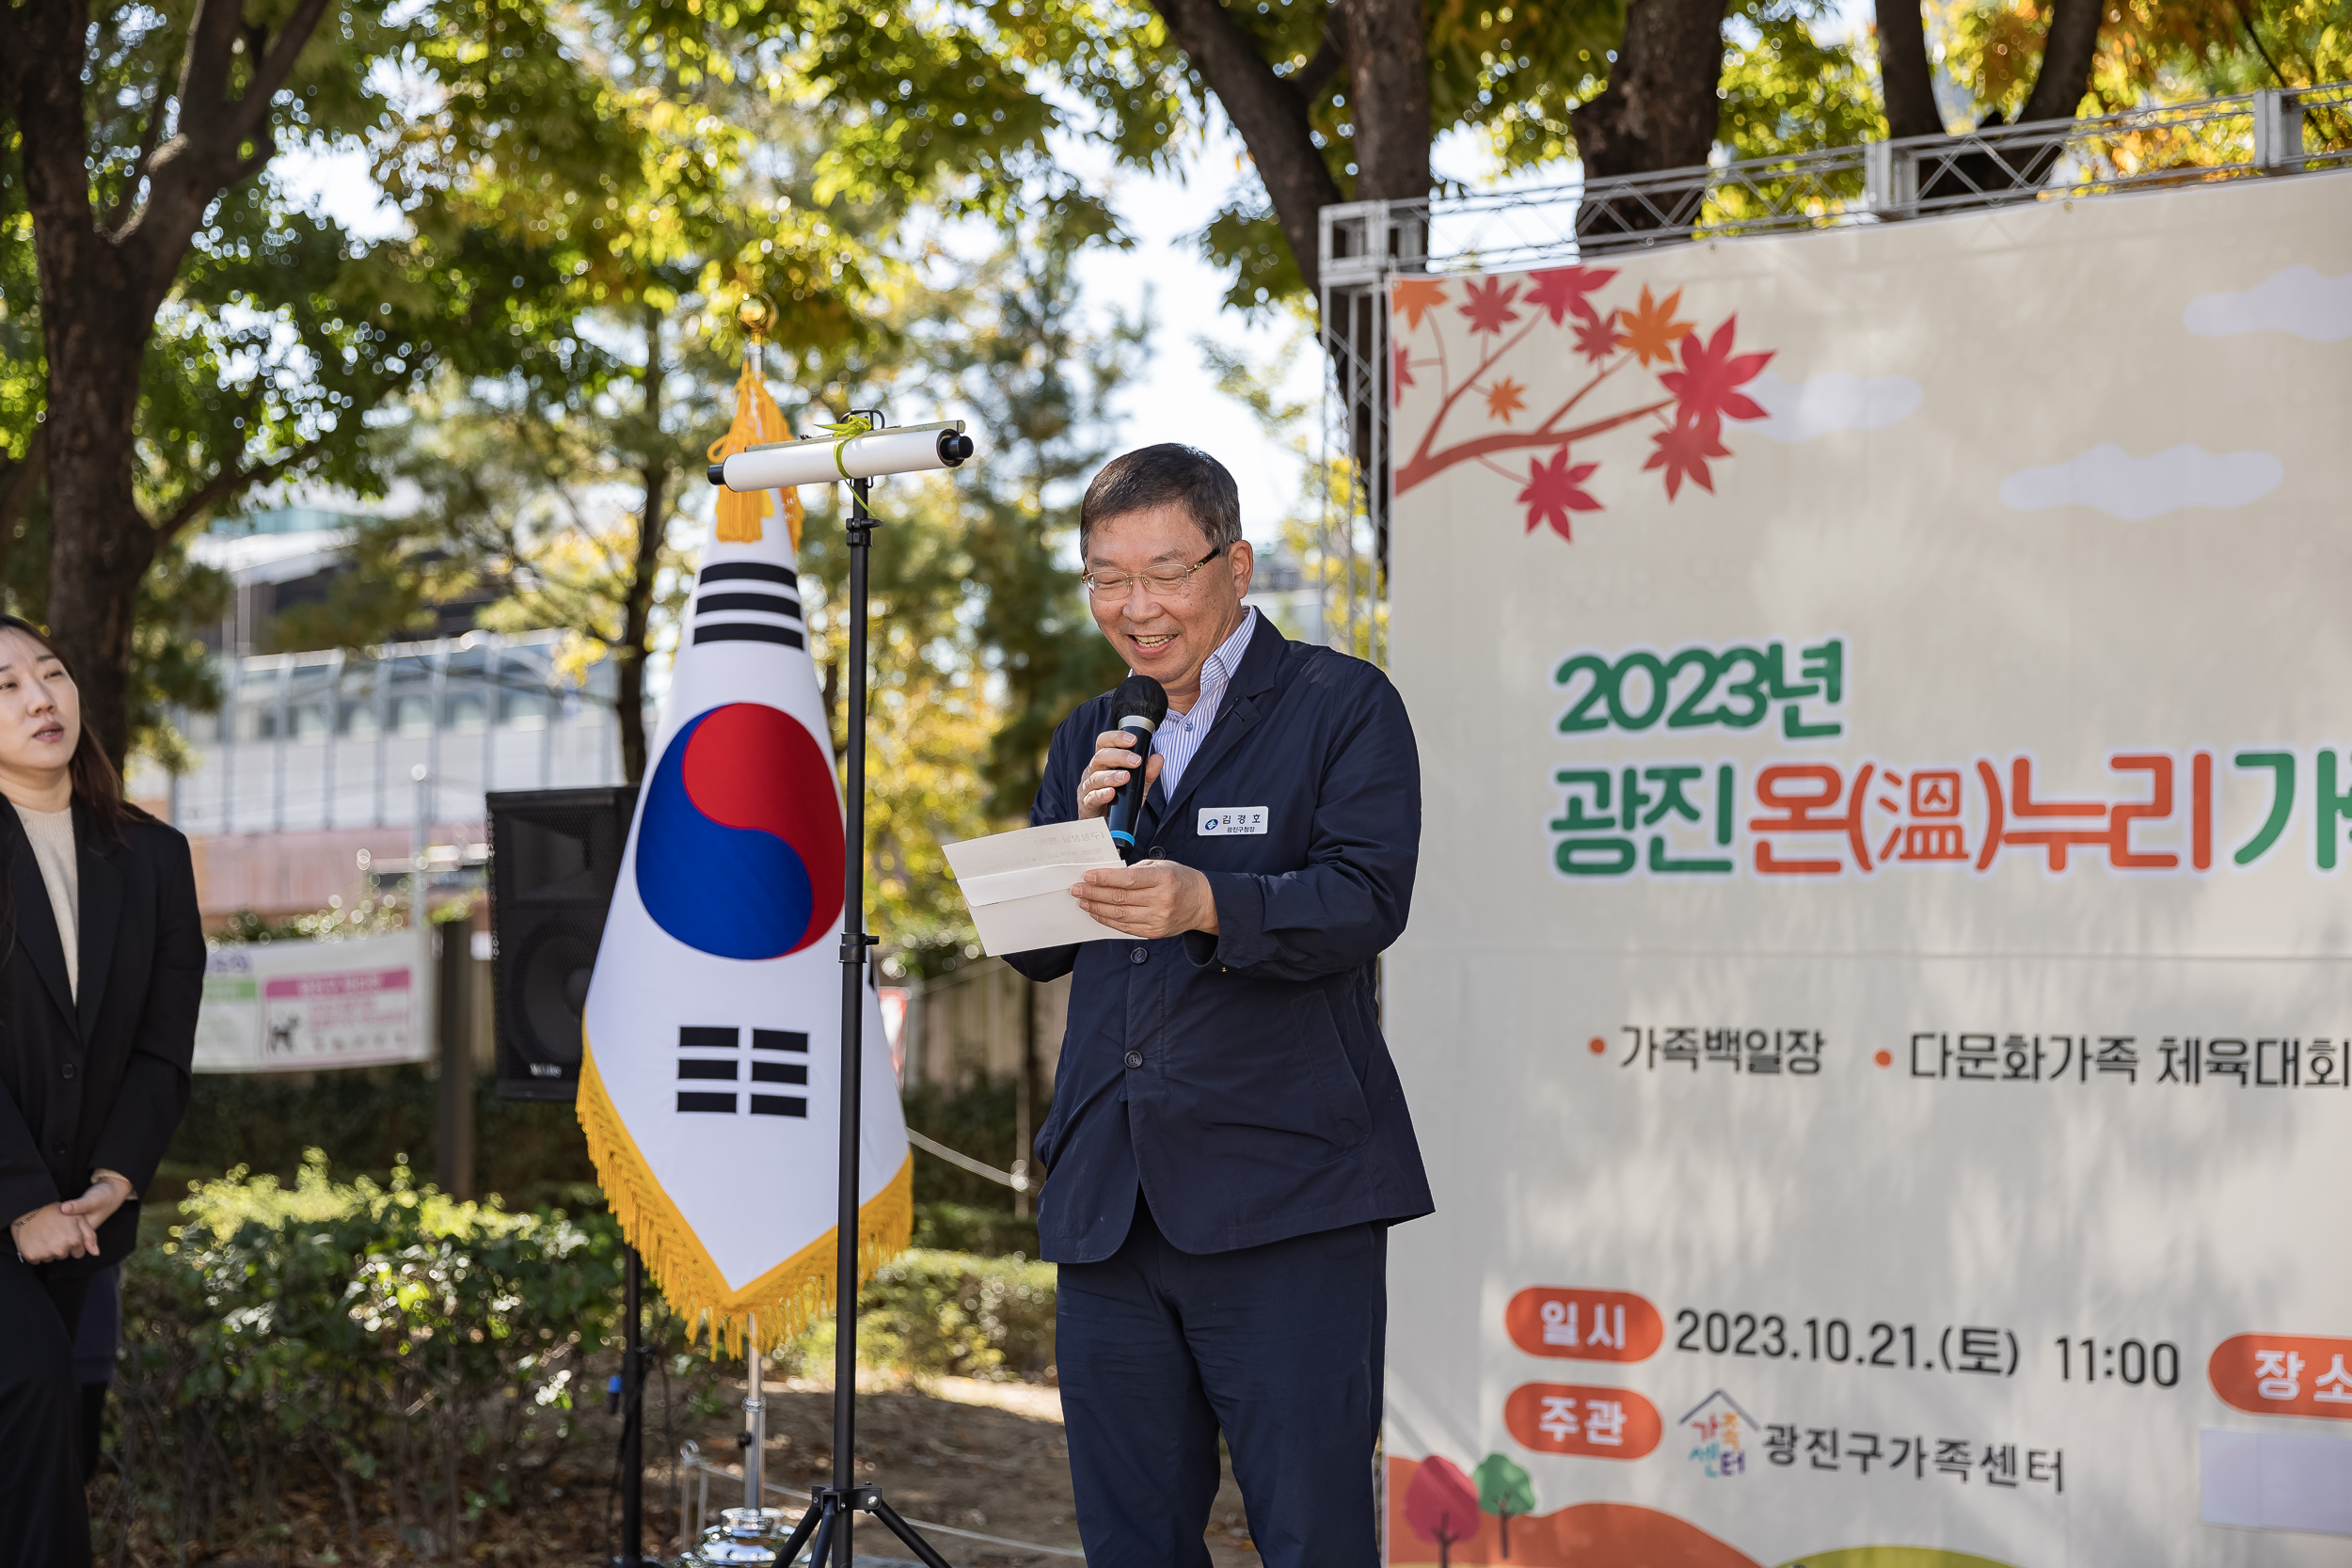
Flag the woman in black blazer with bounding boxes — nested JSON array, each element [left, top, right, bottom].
[[0, 616, 202, 1564]]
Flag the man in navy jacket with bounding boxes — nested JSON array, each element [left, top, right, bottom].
[[1005, 443, 1432, 1568]]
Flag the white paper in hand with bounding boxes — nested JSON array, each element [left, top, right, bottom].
[[943, 818, 1127, 956]]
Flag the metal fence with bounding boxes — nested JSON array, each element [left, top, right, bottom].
[[1314, 80, 2352, 659]]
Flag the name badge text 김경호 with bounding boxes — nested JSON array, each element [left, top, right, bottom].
[[1198, 808, 1268, 836]]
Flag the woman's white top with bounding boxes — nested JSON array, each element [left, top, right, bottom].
[[13, 802, 78, 1000]]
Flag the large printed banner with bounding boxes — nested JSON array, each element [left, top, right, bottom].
[[1382, 174, 2352, 1566]]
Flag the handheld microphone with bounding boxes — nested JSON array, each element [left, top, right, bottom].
[[1104, 674, 1168, 854]]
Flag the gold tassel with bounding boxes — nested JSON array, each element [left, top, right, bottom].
[[577, 1037, 912, 1355], [705, 356, 806, 550]]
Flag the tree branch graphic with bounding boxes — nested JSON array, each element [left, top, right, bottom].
[[1389, 268, 1775, 537]]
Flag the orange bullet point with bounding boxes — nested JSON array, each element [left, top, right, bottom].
[[1588, 1037, 1607, 1055], [1873, 1050, 1893, 1068]]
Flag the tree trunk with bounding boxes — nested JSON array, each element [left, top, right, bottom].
[[1875, 0, 1946, 139], [0, 427, 46, 611], [9, 0, 162, 763], [1145, 0, 1433, 577], [39, 329, 153, 767], [1901, 0, 2102, 207], [1149, 0, 1345, 293], [1570, 0, 1730, 178], [616, 309, 669, 784], [1343, 0, 1430, 203], [2017, 0, 2104, 126]]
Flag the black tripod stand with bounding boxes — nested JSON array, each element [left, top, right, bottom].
[[768, 447, 957, 1568], [611, 1246, 650, 1566]]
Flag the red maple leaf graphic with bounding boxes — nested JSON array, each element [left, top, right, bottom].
[[1523, 264, 1617, 325], [1392, 343, 1414, 406], [1391, 277, 1448, 331], [1573, 309, 1618, 366], [1518, 449, 1602, 539], [1657, 316, 1772, 440], [1457, 277, 1522, 337], [1643, 418, 1732, 500]]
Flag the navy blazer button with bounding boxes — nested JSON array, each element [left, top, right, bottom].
[[1129, 946, 1148, 964], [1123, 1051, 1143, 1069], [59, 1062, 74, 1080]]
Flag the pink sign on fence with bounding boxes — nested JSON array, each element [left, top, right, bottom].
[[262, 968, 412, 1001]]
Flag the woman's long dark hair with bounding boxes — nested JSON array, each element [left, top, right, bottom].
[[0, 614, 139, 844]]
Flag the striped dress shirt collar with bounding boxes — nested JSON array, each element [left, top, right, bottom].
[[1148, 607, 1259, 800]]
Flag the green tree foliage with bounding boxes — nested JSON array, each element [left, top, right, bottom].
[[1472, 1451, 1538, 1556], [1721, 1, 1888, 161], [0, 1, 637, 758], [800, 230, 1147, 962], [0, 0, 929, 761], [930, 245, 1147, 821]]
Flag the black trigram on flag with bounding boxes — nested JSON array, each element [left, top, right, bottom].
[[690, 562, 805, 649], [675, 1025, 810, 1117]]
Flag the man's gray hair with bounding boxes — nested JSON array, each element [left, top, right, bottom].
[[1079, 444, 1243, 557]]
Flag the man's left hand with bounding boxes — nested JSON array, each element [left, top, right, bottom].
[[1073, 862, 1219, 940]]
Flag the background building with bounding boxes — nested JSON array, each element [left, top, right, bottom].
[[129, 509, 636, 922]]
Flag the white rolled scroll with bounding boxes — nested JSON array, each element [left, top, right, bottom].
[[712, 420, 976, 491]]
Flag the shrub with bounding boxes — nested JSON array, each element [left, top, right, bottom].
[[94, 1159, 1056, 1562], [97, 1154, 705, 1562], [901, 1075, 1039, 1209], [911, 1202, 1041, 1259], [160, 1065, 602, 1212], [778, 1250, 1058, 1386]]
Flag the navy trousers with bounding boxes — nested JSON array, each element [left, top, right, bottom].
[[0, 1243, 91, 1567], [1056, 1193, 1386, 1568]]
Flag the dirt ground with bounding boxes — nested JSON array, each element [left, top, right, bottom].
[[141, 1372, 1256, 1566], [645, 1373, 1260, 1568]]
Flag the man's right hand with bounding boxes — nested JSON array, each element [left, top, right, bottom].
[[1079, 730, 1164, 820], [12, 1203, 98, 1264]]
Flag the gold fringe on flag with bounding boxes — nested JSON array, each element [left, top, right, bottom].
[[705, 355, 805, 550], [577, 1035, 912, 1356]]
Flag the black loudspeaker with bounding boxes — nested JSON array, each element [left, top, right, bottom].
[[486, 786, 639, 1102]]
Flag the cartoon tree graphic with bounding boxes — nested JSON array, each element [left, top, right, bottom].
[[1403, 1454, 1483, 1568], [1471, 1453, 1537, 1558], [1389, 268, 1774, 540]]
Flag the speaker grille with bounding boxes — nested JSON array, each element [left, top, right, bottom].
[[486, 786, 638, 1102]]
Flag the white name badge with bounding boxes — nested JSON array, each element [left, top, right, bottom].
[[1197, 807, 1269, 837]]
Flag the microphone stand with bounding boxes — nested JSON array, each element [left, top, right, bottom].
[[769, 435, 956, 1568]]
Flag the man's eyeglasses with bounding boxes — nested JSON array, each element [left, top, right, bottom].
[[1081, 545, 1226, 600]]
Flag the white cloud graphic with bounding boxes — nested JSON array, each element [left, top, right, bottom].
[[1999, 444, 2283, 521], [2183, 264, 2352, 342], [1742, 370, 1924, 443]]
